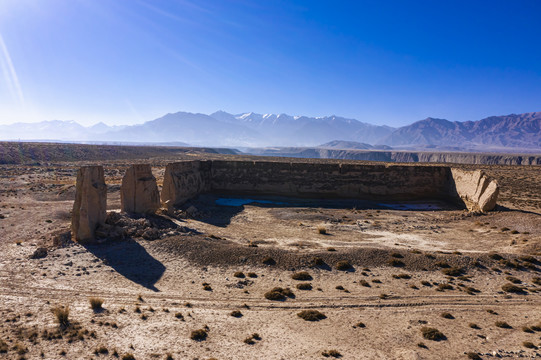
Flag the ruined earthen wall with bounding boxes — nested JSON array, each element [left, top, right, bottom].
[[161, 161, 212, 207], [208, 161, 452, 201]]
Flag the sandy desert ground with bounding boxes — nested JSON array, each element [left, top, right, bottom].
[[1, 152, 540, 360]]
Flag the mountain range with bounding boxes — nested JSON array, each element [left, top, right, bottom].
[[0, 111, 540, 151]]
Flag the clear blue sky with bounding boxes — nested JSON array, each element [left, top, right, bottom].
[[1, 0, 540, 127]]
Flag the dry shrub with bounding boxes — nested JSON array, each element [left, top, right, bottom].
[[230, 310, 243, 318], [466, 353, 481, 360], [322, 349, 342, 358], [296, 283, 312, 290], [495, 321, 512, 329], [420, 327, 446, 341], [335, 260, 351, 271], [441, 267, 464, 277], [501, 283, 524, 293], [440, 312, 454, 319], [388, 259, 405, 267], [234, 271, 245, 278], [291, 271, 312, 281], [505, 276, 521, 284], [264, 287, 294, 301], [297, 310, 326, 321], [317, 225, 327, 234], [436, 283, 453, 291], [190, 329, 208, 341], [392, 273, 411, 279], [262, 256, 276, 265]]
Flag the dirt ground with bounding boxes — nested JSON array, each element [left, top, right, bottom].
[[0, 155, 540, 360]]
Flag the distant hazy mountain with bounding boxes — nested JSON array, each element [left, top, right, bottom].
[[0, 120, 125, 141], [319, 140, 392, 150], [380, 112, 541, 150], [1, 111, 540, 150], [217, 112, 394, 146]]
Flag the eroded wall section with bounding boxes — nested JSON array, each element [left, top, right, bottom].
[[160, 160, 499, 212]]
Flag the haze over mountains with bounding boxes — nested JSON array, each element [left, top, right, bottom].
[[0, 111, 540, 151]]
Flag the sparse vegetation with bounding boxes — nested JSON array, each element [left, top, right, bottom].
[[441, 267, 464, 276], [523, 341, 537, 349], [190, 329, 208, 341], [505, 276, 521, 284], [335, 260, 351, 271], [441, 312, 454, 319], [322, 349, 342, 358], [202, 282, 212, 291], [95, 346, 108, 355], [420, 327, 446, 341], [317, 225, 327, 234], [264, 287, 294, 301], [234, 271, 245, 278], [436, 283, 453, 291], [392, 273, 411, 279], [388, 259, 405, 267], [243, 333, 262, 345], [469, 323, 480, 329], [52, 306, 70, 328], [495, 321, 512, 329], [501, 283, 524, 293], [262, 256, 276, 265], [466, 352, 482, 360], [296, 283, 312, 290], [311, 257, 326, 267], [230, 310, 243, 318], [122, 353, 135, 360], [297, 309, 326, 321], [89, 297, 104, 311], [291, 271, 312, 280]]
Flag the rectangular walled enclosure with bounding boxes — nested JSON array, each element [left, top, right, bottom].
[[160, 160, 499, 212]]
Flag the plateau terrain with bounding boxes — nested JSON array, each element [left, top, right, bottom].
[[0, 143, 540, 359]]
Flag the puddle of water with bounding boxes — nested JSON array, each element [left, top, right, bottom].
[[215, 198, 288, 207]]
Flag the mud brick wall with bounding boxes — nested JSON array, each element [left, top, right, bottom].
[[157, 160, 499, 211], [209, 161, 452, 201]]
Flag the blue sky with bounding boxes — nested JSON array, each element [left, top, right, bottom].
[[0, 0, 540, 127]]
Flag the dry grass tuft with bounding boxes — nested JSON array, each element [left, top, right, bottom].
[[52, 306, 70, 328], [89, 297, 104, 312]]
